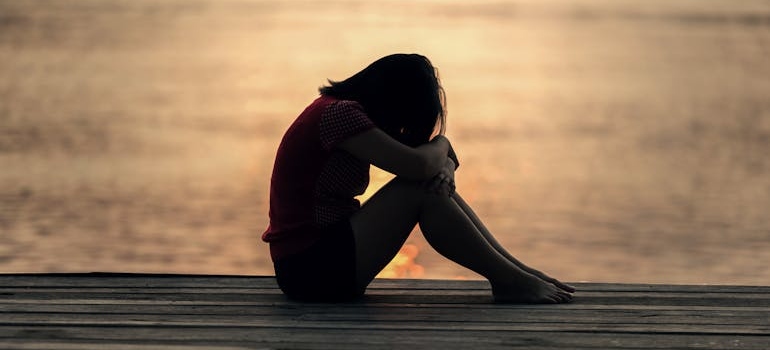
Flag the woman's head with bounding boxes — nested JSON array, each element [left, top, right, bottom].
[[319, 53, 446, 147]]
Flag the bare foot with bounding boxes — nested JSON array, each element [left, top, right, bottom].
[[494, 252, 576, 293], [527, 269, 576, 293], [491, 275, 573, 304]]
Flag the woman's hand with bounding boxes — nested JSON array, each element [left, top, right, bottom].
[[424, 157, 456, 196]]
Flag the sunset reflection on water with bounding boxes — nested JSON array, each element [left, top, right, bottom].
[[1, 0, 769, 285]]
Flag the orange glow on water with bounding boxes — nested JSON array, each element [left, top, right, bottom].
[[377, 243, 425, 279], [358, 167, 395, 204]]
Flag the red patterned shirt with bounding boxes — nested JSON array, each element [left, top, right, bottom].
[[263, 95, 376, 260]]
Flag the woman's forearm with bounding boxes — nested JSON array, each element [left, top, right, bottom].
[[415, 135, 451, 178]]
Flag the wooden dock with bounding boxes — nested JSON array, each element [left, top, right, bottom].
[[0, 274, 768, 349]]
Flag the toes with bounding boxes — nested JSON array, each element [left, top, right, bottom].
[[547, 280, 575, 293], [544, 288, 573, 304], [546, 279, 576, 293], [537, 275, 576, 293], [559, 283, 577, 293], [549, 293, 569, 304], [556, 291, 573, 303]]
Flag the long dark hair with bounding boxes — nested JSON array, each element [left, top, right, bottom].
[[319, 53, 446, 147]]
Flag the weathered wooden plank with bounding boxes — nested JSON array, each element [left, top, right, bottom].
[[3, 300, 763, 318], [5, 298, 768, 319], [2, 274, 768, 294], [0, 287, 280, 295], [1, 326, 769, 349], [1, 299, 766, 314], [2, 312, 768, 335], [3, 293, 768, 309], [0, 342, 251, 350], [3, 287, 770, 301], [3, 300, 768, 318], [0, 274, 268, 289]]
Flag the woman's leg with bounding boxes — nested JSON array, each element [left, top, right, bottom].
[[450, 193, 576, 293], [350, 177, 572, 303]]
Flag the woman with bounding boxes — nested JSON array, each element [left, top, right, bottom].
[[263, 53, 574, 303]]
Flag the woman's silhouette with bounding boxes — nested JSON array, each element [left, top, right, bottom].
[[263, 53, 574, 303]]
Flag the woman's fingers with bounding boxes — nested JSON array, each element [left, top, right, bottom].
[[424, 172, 455, 196], [438, 179, 455, 196]]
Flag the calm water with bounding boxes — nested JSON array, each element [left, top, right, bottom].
[[1, 0, 769, 284]]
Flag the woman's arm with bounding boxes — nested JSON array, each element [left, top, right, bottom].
[[338, 128, 450, 180]]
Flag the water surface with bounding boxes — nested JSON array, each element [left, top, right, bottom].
[[1, 0, 769, 284]]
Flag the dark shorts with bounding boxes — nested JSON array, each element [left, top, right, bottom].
[[273, 220, 364, 302]]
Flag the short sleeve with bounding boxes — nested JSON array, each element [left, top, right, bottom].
[[319, 100, 376, 150]]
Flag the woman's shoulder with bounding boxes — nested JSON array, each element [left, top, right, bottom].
[[294, 95, 345, 121], [317, 97, 375, 150], [319, 96, 370, 122], [320, 97, 370, 122]]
